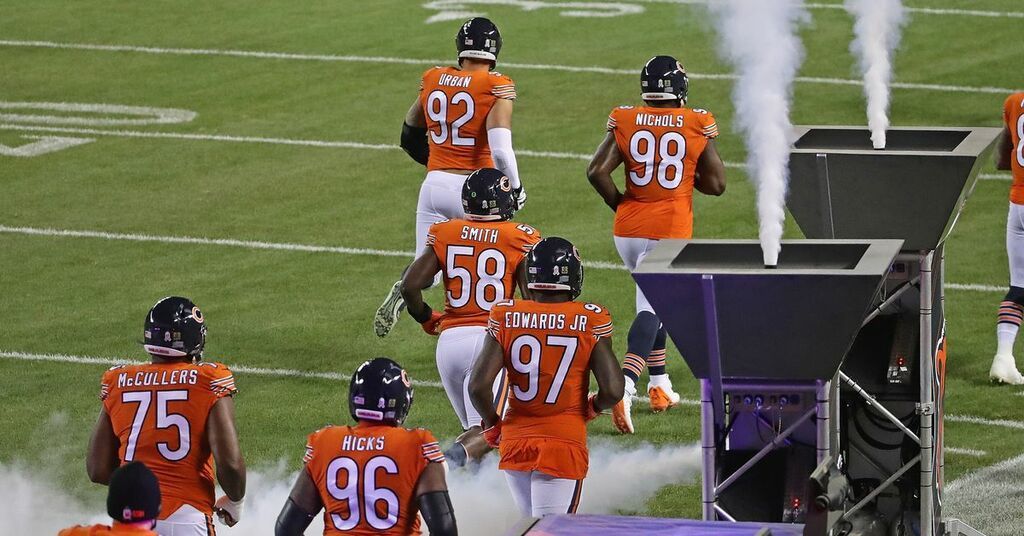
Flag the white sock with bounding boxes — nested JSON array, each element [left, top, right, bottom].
[[624, 376, 636, 397], [997, 323, 1019, 356], [648, 373, 671, 390]]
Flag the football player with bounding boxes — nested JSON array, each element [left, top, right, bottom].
[[468, 237, 624, 518], [60, 462, 161, 536], [87, 297, 246, 535], [401, 167, 541, 466], [586, 55, 727, 433], [375, 17, 526, 338], [274, 357, 457, 536], [991, 91, 1024, 385]]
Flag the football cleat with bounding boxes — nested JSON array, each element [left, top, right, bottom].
[[612, 382, 637, 434], [989, 353, 1024, 385], [648, 375, 681, 412], [374, 280, 405, 338]]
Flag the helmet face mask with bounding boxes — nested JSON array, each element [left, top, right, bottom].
[[456, 17, 502, 66], [143, 296, 206, 360], [348, 357, 414, 426], [641, 55, 689, 103], [462, 167, 517, 221], [526, 237, 584, 300]]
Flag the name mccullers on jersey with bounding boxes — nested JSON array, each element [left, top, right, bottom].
[[116, 369, 200, 388], [459, 224, 499, 244], [502, 310, 589, 332], [635, 113, 685, 128], [340, 435, 386, 452], [437, 73, 472, 88]]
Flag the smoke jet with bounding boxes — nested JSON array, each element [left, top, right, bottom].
[[846, 0, 907, 150], [709, 0, 810, 266]]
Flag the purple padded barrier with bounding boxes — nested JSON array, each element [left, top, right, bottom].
[[523, 515, 804, 536]]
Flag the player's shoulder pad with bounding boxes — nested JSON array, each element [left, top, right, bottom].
[[493, 299, 515, 309], [582, 301, 611, 318], [616, 105, 635, 110], [106, 364, 128, 372], [489, 70, 512, 81], [196, 361, 234, 380]]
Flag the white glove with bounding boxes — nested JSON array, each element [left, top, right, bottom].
[[214, 495, 244, 526], [514, 186, 527, 210]]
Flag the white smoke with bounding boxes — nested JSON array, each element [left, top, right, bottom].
[[709, 0, 809, 266], [846, 0, 907, 149], [0, 443, 700, 535]]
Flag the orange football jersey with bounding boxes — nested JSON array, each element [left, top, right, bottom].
[[487, 299, 613, 480], [59, 525, 157, 536], [427, 218, 541, 332], [607, 105, 719, 239], [1004, 93, 1024, 205], [420, 66, 516, 171], [303, 423, 445, 536], [100, 361, 237, 518]]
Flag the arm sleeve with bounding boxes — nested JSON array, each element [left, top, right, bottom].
[[490, 77, 517, 100], [417, 491, 458, 536], [401, 123, 430, 167], [487, 127, 521, 190], [275, 498, 317, 536]]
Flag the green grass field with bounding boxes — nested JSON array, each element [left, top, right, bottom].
[[1, 0, 1023, 534]]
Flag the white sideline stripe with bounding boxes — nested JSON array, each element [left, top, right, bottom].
[[945, 447, 987, 458], [2, 225, 1014, 291], [947, 452, 1024, 494], [0, 39, 1017, 95], [0, 350, 446, 389], [947, 414, 1024, 431], [633, 0, 1024, 19], [980, 173, 1010, 181]]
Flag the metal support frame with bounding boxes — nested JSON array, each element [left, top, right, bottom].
[[920, 251, 937, 536]]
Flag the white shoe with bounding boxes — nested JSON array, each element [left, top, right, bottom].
[[374, 280, 405, 338], [612, 381, 636, 434], [990, 353, 1024, 385]]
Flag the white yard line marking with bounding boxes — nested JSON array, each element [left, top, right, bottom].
[[0, 225, 1011, 292], [944, 447, 987, 458], [979, 173, 1010, 181], [0, 39, 1017, 95], [634, 0, 1024, 19], [947, 414, 1024, 431]]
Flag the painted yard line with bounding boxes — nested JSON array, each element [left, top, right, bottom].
[[0, 350, 445, 389], [944, 447, 987, 458], [979, 173, 1010, 181], [2, 225, 1013, 292], [947, 414, 1024, 431], [634, 0, 1024, 19], [947, 452, 1024, 493], [0, 40, 1017, 95]]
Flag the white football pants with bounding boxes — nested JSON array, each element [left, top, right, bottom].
[[155, 505, 214, 536], [436, 325, 507, 429], [504, 470, 583, 518], [614, 236, 659, 314], [1008, 203, 1024, 288], [416, 170, 468, 256]]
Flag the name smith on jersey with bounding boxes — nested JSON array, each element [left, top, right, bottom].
[[460, 225, 499, 244]]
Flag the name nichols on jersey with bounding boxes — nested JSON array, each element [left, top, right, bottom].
[[502, 311, 589, 332], [116, 369, 200, 388], [634, 113, 685, 128]]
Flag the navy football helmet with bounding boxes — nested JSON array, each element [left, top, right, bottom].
[[143, 296, 206, 359], [641, 55, 689, 103], [456, 18, 502, 64], [349, 357, 414, 426], [527, 237, 584, 300], [462, 167, 517, 221]]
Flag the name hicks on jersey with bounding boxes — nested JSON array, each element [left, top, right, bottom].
[[438, 73, 472, 88], [461, 225, 499, 244], [118, 369, 199, 388], [503, 312, 589, 332], [635, 113, 684, 128], [342, 436, 386, 452]]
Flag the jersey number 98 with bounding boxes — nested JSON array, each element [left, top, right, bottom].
[[628, 130, 687, 189]]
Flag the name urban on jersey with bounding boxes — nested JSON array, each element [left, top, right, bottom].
[[635, 113, 684, 128], [503, 311, 589, 332], [342, 435, 386, 452], [438, 73, 472, 88], [117, 369, 199, 388], [460, 225, 499, 244]]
